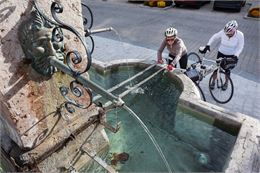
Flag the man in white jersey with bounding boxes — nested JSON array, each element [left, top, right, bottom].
[[200, 20, 244, 90]]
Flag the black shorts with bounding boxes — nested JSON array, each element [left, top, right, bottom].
[[217, 52, 238, 74], [167, 53, 188, 69]]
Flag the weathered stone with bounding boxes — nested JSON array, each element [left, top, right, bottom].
[[0, 0, 108, 172], [1, 0, 87, 147]]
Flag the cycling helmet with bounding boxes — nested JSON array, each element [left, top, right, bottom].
[[165, 27, 178, 37], [224, 20, 238, 34]]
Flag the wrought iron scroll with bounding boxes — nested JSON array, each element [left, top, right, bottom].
[[32, 0, 93, 114], [81, 2, 112, 55], [81, 3, 94, 54], [81, 3, 93, 30], [33, 0, 92, 75], [31, 0, 119, 115], [59, 81, 92, 113], [18, 2, 125, 167]]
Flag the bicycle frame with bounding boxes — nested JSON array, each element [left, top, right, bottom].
[[196, 53, 226, 79], [186, 51, 234, 103]]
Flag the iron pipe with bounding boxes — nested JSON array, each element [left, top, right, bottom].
[[50, 58, 124, 107]]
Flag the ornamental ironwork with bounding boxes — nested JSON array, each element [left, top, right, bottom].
[[19, 0, 123, 115]]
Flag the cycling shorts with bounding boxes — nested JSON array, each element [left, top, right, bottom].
[[217, 52, 238, 74]]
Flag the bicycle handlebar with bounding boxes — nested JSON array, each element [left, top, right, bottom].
[[197, 48, 225, 64]]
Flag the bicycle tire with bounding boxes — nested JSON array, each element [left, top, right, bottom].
[[194, 82, 206, 101], [187, 52, 201, 67], [209, 71, 234, 104]]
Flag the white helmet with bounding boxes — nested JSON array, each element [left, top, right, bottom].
[[165, 27, 178, 37], [224, 20, 238, 34]]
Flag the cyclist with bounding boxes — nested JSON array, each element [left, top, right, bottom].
[[157, 27, 188, 71], [200, 20, 244, 90]]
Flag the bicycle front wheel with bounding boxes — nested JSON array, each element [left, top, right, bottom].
[[187, 52, 201, 67], [209, 71, 234, 104], [194, 82, 206, 101]]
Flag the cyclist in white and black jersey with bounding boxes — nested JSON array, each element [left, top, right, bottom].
[[201, 20, 244, 90]]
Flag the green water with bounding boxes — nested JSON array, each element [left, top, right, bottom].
[[82, 66, 236, 172]]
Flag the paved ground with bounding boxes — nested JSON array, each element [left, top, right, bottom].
[[92, 36, 260, 120], [84, 0, 260, 79]]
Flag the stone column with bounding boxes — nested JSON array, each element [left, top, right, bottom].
[[0, 0, 108, 172]]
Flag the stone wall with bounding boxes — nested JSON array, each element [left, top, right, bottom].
[[0, 0, 111, 172], [0, 0, 95, 150]]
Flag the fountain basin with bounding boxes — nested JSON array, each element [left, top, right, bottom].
[[82, 59, 259, 172]]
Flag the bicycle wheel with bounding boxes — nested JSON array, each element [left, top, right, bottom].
[[209, 71, 234, 104], [187, 52, 201, 68], [194, 82, 206, 101]]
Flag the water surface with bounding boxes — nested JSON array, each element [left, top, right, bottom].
[[83, 66, 236, 172]]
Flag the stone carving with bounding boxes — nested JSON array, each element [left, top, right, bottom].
[[18, 9, 65, 76]]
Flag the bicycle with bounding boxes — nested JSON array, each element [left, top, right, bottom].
[[185, 49, 234, 104]]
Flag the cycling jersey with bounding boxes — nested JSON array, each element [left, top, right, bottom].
[[157, 37, 187, 65], [207, 30, 244, 57]]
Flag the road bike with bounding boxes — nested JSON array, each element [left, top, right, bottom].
[[185, 51, 234, 104]]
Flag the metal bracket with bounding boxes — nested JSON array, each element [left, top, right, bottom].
[[97, 106, 120, 133], [100, 121, 120, 133]]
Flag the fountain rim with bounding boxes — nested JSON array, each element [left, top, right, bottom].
[[91, 58, 241, 130], [91, 58, 260, 173]]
